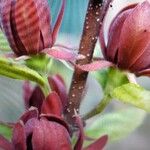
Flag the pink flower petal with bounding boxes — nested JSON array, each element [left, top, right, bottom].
[[0, 0, 19, 54], [107, 9, 132, 62], [52, 0, 66, 45], [84, 135, 108, 150], [28, 86, 45, 112], [41, 92, 63, 116], [23, 81, 33, 109], [0, 135, 13, 150], [12, 122, 26, 150], [48, 75, 68, 109], [129, 43, 150, 72], [45, 48, 77, 61], [12, 0, 41, 54], [32, 118, 71, 150], [77, 60, 114, 72], [136, 68, 150, 77], [74, 116, 84, 150], [33, 0, 52, 48], [118, 1, 150, 69], [20, 108, 38, 124]]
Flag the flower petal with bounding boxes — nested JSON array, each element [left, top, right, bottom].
[[107, 8, 132, 62], [77, 60, 114, 72], [118, 1, 150, 69], [136, 68, 150, 77], [41, 92, 63, 116], [45, 48, 78, 61], [84, 135, 108, 150], [23, 81, 33, 109], [0, 135, 13, 150], [74, 116, 84, 150], [48, 75, 68, 109], [0, 0, 19, 54], [12, 122, 26, 150], [12, 0, 41, 54], [129, 43, 150, 73], [28, 86, 45, 112], [52, 0, 66, 45], [24, 118, 39, 137], [40, 114, 70, 133], [32, 118, 71, 150], [33, 0, 52, 48], [20, 107, 38, 124]]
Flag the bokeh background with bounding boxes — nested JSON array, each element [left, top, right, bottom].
[[0, 0, 149, 149]]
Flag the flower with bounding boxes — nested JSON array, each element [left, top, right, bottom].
[[101, 1, 150, 76], [0, 0, 65, 56], [0, 109, 108, 150], [0, 108, 72, 150], [23, 74, 67, 113]]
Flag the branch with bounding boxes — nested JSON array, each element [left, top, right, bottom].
[[65, 0, 113, 126]]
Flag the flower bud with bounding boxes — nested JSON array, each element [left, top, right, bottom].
[[101, 1, 150, 76], [0, 0, 65, 56]]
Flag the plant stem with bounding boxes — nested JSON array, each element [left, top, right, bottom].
[[65, 0, 113, 126], [83, 95, 111, 120]]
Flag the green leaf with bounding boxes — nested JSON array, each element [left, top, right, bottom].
[[0, 30, 11, 51], [0, 57, 46, 87], [94, 68, 129, 94], [85, 108, 146, 142], [92, 69, 109, 90], [104, 68, 129, 94], [111, 83, 150, 112], [0, 123, 12, 140], [84, 68, 129, 119]]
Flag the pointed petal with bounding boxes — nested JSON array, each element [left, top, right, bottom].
[[40, 114, 70, 133], [33, 0, 52, 48], [52, 0, 66, 45], [32, 118, 71, 150], [28, 86, 45, 112], [0, 0, 19, 54], [136, 68, 150, 77], [41, 92, 63, 116], [23, 81, 33, 109], [45, 48, 77, 61], [107, 9, 132, 62], [48, 75, 68, 109], [24, 118, 39, 137], [13, 0, 41, 54], [12, 122, 26, 150], [129, 43, 150, 72], [77, 60, 114, 72], [84, 135, 108, 150], [20, 107, 38, 124], [74, 116, 84, 150], [118, 1, 150, 69], [0, 135, 13, 150]]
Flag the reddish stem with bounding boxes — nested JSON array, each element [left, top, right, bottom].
[[65, 0, 113, 126]]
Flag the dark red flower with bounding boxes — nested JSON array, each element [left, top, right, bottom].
[[0, 0, 65, 56], [0, 108, 72, 150], [23, 74, 67, 113], [100, 1, 150, 76]]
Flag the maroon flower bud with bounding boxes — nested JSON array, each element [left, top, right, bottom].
[[0, 0, 65, 56], [101, 1, 150, 76], [23, 74, 67, 113]]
